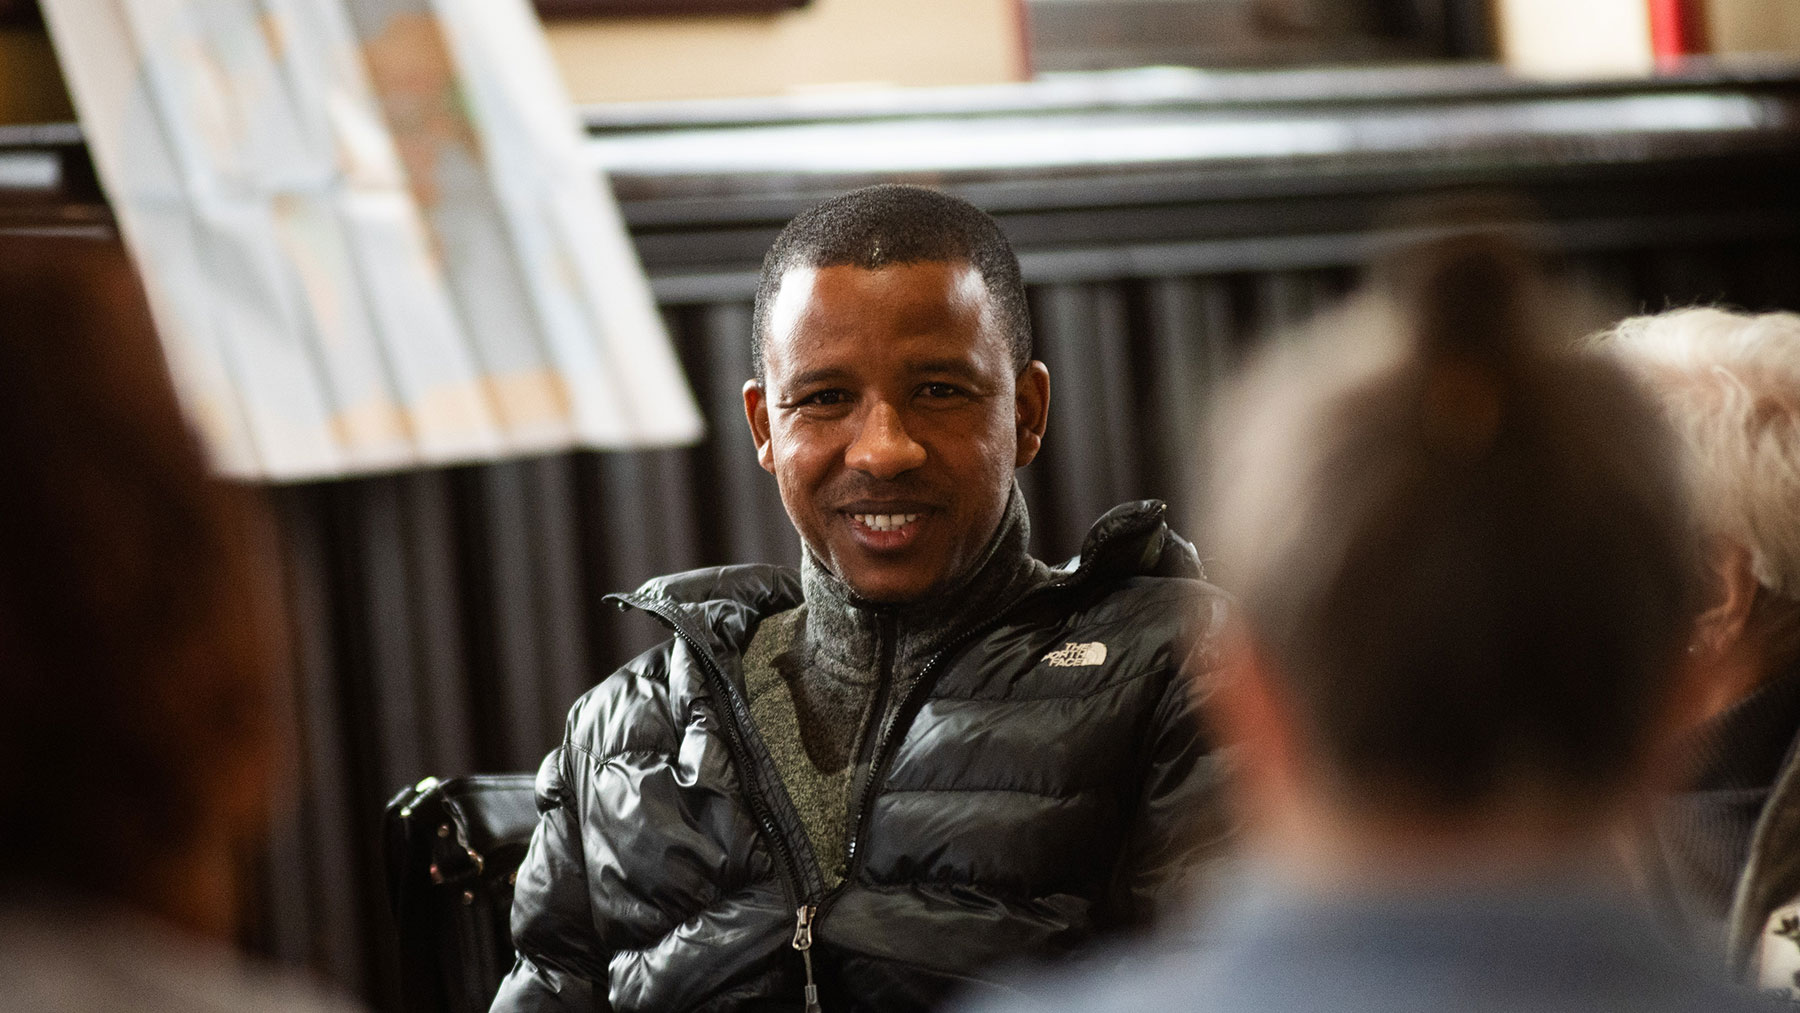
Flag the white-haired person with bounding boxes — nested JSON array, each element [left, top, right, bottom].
[[1593, 308, 1800, 995]]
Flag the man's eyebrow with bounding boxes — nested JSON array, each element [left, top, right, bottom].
[[906, 359, 985, 382], [778, 359, 986, 394], [780, 367, 854, 392]]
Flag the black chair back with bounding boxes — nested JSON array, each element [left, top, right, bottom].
[[385, 774, 538, 1013]]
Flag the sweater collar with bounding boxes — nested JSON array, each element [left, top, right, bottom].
[[1680, 657, 1800, 793], [797, 482, 1049, 675]]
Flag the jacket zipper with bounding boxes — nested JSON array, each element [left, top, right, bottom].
[[839, 547, 1114, 878], [840, 615, 1001, 873], [621, 515, 1143, 1010], [793, 903, 822, 1013], [846, 613, 898, 851], [617, 594, 821, 915]]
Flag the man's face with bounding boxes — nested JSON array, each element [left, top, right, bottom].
[[744, 261, 1050, 603]]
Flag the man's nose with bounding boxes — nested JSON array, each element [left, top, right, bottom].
[[845, 402, 927, 479]]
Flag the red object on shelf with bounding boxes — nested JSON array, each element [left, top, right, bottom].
[[1649, 0, 1710, 65]]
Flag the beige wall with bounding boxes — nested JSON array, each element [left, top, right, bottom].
[[1485, 0, 1800, 80], [1494, 0, 1654, 78], [3, 1, 1797, 126], [0, 2, 1023, 125], [545, 0, 1026, 104], [1709, 0, 1800, 57]]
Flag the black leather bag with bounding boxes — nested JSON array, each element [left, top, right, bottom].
[[385, 774, 539, 1013]]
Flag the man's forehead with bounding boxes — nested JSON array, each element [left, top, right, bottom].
[[763, 261, 997, 370], [771, 259, 986, 318], [765, 264, 822, 352]]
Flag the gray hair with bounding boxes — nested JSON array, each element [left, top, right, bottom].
[[1590, 308, 1800, 599]]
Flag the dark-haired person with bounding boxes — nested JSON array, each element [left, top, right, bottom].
[[491, 184, 1231, 1012], [962, 239, 1776, 1013], [0, 237, 359, 1012]]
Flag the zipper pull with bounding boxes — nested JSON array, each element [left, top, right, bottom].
[[793, 905, 822, 1013], [791, 904, 815, 950]]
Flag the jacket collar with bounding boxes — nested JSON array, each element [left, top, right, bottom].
[[615, 497, 1196, 618]]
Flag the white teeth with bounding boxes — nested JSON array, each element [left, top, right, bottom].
[[853, 513, 922, 532]]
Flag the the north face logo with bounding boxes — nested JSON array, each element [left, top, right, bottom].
[[1043, 642, 1107, 667]]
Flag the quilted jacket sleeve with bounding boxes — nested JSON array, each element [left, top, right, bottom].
[[1110, 599, 1236, 930], [489, 747, 612, 1013]]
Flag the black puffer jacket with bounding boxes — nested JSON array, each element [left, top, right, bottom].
[[492, 502, 1230, 1013]]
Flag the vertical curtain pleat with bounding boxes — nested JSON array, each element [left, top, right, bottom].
[[687, 302, 802, 568], [521, 457, 600, 751], [469, 460, 552, 771], [355, 477, 433, 786], [399, 471, 478, 780], [464, 458, 590, 772], [1028, 282, 1141, 557], [1136, 276, 1239, 523], [267, 488, 371, 993]]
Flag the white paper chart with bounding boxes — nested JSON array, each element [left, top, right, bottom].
[[41, 0, 703, 481]]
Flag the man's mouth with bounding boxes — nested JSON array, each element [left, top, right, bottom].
[[850, 512, 922, 532], [839, 505, 932, 550]]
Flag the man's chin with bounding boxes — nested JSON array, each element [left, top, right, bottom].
[[824, 555, 949, 606], [838, 572, 942, 606]]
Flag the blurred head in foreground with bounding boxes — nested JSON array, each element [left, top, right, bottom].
[[0, 237, 281, 940], [1205, 234, 1698, 884]]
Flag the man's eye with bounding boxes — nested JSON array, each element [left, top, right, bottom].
[[801, 390, 848, 406], [921, 383, 963, 399]]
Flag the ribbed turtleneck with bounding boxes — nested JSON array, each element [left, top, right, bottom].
[[1653, 658, 1800, 950], [742, 483, 1051, 885]]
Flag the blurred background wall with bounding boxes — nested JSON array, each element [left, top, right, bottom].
[[8, 0, 1800, 122], [545, 0, 1027, 101], [3, 0, 1800, 1008]]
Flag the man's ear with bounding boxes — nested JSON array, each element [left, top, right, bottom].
[[743, 379, 775, 475], [1014, 361, 1051, 467]]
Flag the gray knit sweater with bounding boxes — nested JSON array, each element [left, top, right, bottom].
[[742, 486, 1051, 886]]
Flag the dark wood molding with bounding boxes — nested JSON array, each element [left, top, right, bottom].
[[0, 0, 41, 28], [13, 62, 1799, 292]]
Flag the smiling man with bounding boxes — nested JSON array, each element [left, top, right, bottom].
[[492, 185, 1229, 1013], [748, 256, 1036, 604]]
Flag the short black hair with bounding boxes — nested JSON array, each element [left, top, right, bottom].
[[750, 184, 1032, 381]]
